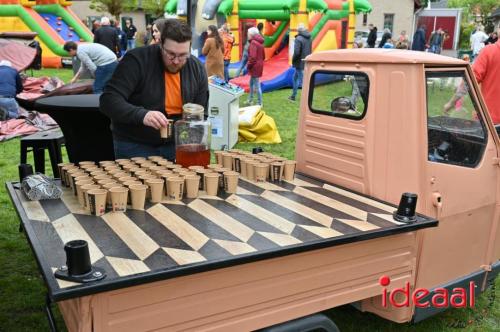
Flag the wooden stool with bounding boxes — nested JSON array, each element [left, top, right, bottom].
[[20, 130, 65, 178]]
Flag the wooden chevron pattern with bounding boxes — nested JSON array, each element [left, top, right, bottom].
[[12, 174, 414, 294]]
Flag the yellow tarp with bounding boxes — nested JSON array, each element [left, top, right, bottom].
[[238, 105, 282, 144]]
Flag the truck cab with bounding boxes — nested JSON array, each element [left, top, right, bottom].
[[296, 49, 500, 322]]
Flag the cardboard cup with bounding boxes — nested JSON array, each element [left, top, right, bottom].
[[61, 165, 78, 187], [102, 183, 122, 209], [79, 161, 95, 166], [246, 161, 258, 181], [270, 162, 284, 182], [195, 169, 212, 190], [254, 163, 269, 182], [93, 174, 110, 182], [82, 184, 101, 210], [109, 187, 128, 212], [203, 173, 220, 196], [90, 170, 107, 177], [185, 175, 201, 198], [69, 171, 87, 192], [131, 157, 146, 162], [97, 179, 117, 186], [156, 160, 171, 166], [283, 160, 297, 181], [148, 155, 162, 161], [58, 163, 74, 185], [214, 151, 224, 165], [118, 176, 137, 184], [129, 184, 148, 210], [140, 174, 157, 184], [146, 178, 164, 203], [232, 155, 242, 173], [75, 180, 94, 207], [87, 189, 107, 216], [223, 171, 239, 194], [172, 167, 189, 174], [222, 153, 233, 170], [188, 166, 205, 172], [159, 119, 173, 139], [214, 167, 230, 188], [99, 161, 115, 167], [166, 177, 184, 201], [73, 175, 91, 195], [207, 164, 220, 170], [239, 158, 248, 178], [115, 158, 131, 164]]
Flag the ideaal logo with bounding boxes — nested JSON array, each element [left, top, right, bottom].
[[379, 275, 476, 308]]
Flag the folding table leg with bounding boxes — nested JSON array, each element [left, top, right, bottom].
[[45, 293, 59, 332], [33, 147, 46, 174], [48, 141, 62, 178]]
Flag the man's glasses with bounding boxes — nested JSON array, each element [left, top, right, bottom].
[[161, 47, 190, 62]]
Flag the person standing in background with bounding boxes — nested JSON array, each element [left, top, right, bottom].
[[428, 27, 443, 54], [64, 41, 118, 94], [113, 19, 127, 57], [289, 23, 312, 102], [151, 19, 166, 45], [366, 24, 377, 48], [235, 36, 249, 77], [202, 25, 225, 78], [412, 25, 427, 51], [485, 31, 498, 45], [470, 26, 488, 61], [144, 24, 153, 46], [246, 27, 264, 106], [378, 28, 392, 48], [124, 19, 138, 50], [220, 23, 234, 81], [94, 17, 120, 56], [0, 60, 23, 119]]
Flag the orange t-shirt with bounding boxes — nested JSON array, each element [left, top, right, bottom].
[[164, 71, 183, 115]]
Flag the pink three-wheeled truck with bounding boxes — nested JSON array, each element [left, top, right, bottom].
[[6, 49, 499, 331]]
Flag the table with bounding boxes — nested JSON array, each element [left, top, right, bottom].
[[33, 95, 115, 163], [7, 174, 437, 331]]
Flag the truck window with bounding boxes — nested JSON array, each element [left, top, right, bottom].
[[426, 71, 487, 168], [309, 71, 369, 120]]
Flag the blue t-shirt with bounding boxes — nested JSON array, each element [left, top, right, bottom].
[[0, 66, 22, 98]]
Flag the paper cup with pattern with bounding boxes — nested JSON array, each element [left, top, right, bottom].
[[270, 162, 284, 182], [223, 171, 239, 194], [195, 169, 212, 190], [214, 150, 224, 165], [76, 180, 94, 207], [58, 163, 74, 185], [246, 161, 259, 182], [188, 165, 205, 172], [254, 163, 269, 183], [239, 158, 248, 178], [87, 189, 107, 216], [102, 183, 122, 209], [283, 160, 297, 181], [166, 177, 184, 201], [185, 175, 201, 198], [129, 184, 148, 210], [82, 184, 101, 210], [73, 175, 91, 195], [146, 178, 164, 203], [109, 187, 129, 212]]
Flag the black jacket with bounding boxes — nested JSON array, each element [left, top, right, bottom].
[[94, 26, 120, 54], [100, 45, 209, 146], [367, 28, 377, 47], [378, 32, 392, 48], [292, 30, 312, 69]]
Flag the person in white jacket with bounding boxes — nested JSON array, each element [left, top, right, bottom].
[[470, 26, 489, 61]]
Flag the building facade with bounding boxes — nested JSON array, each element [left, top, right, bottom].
[[355, 0, 416, 37]]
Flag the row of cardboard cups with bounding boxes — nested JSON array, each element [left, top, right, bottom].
[[213, 151, 296, 182]]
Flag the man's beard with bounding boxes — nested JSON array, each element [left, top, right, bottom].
[[164, 63, 183, 74]]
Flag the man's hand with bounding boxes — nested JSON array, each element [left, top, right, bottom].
[[143, 111, 168, 129]]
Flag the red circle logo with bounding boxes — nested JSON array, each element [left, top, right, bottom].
[[379, 275, 391, 286]]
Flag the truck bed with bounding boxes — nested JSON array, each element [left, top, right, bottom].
[[7, 174, 437, 303]]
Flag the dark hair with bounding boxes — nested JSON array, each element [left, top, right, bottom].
[[63, 41, 78, 52], [110, 18, 116, 26], [207, 25, 224, 51], [257, 22, 264, 32], [154, 18, 167, 34], [160, 19, 192, 45]]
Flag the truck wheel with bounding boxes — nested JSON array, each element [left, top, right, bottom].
[[257, 313, 340, 332]]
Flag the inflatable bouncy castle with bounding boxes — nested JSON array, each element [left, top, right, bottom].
[[166, 0, 372, 92], [0, 0, 93, 68]]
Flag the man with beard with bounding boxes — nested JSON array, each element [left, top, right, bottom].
[[100, 19, 208, 159]]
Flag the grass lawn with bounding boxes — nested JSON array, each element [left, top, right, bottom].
[[0, 68, 498, 331]]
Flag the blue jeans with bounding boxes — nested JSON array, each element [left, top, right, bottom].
[[127, 39, 136, 50], [0, 97, 19, 119], [94, 61, 118, 94], [430, 44, 441, 54], [248, 76, 262, 105], [235, 54, 248, 77], [224, 60, 230, 81], [291, 68, 303, 98], [114, 139, 176, 160]]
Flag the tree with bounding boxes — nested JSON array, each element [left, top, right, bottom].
[[141, 0, 168, 18], [448, 0, 498, 28], [89, 0, 138, 20]]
